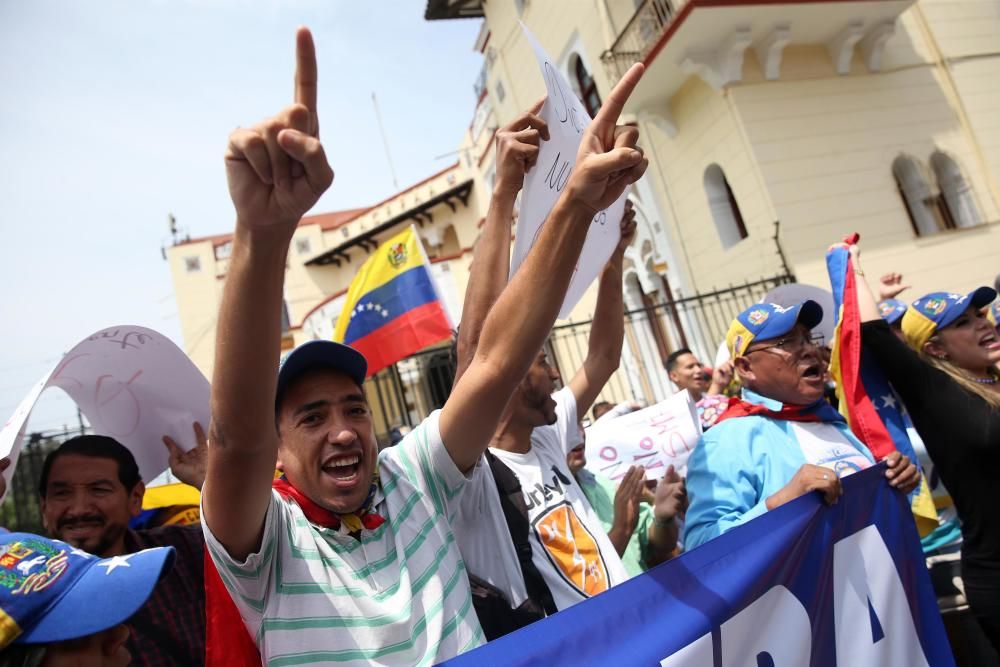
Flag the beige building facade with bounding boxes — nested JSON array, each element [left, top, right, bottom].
[[429, 0, 1000, 397], [169, 0, 1000, 434]]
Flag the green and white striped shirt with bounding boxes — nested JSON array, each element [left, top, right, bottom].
[[203, 411, 484, 666]]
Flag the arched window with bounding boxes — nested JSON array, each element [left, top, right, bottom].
[[892, 156, 951, 236], [572, 54, 602, 117], [704, 164, 748, 250], [930, 151, 981, 229]]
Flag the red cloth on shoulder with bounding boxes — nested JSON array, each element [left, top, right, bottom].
[[205, 478, 370, 666], [713, 396, 843, 426]]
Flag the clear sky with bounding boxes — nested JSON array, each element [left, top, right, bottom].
[[0, 1, 484, 433]]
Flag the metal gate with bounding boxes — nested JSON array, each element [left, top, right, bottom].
[[368, 273, 793, 437]]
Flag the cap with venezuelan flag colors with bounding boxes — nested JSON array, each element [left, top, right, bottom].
[[0, 532, 174, 649], [878, 299, 908, 326], [901, 287, 997, 351], [726, 300, 823, 359]]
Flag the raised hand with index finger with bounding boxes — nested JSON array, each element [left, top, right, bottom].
[[225, 27, 333, 233], [565, 63, 648, 215]]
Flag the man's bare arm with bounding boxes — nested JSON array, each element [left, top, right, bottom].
[[568, 202, 635, 417], [203, 28, 334, 561], [453, 103, 548, 385], [441, 64, 649, 473]]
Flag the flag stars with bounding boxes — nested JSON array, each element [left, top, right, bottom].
[[98, 554, 133, 575], [881, 394, 897, 410]]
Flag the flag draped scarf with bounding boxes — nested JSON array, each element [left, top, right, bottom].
[[204, 475, 384, 665]]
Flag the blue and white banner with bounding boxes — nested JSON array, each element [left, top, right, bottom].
[[442, 464, 954, 666]]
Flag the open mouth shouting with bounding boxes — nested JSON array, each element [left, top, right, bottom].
[[800, 362, 825, 384], [980, 331, 1000, 352], [322, 453, 363, 487]]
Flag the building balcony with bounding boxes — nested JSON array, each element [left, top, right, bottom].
[[604, 0, 917, 132]]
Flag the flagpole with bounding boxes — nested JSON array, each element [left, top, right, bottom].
[[372, 92, 400, 192]]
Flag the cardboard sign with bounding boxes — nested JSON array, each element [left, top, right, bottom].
[[584, 391, 701, 481], [0, 325, 210, 500], [510, 24, 628, 319]]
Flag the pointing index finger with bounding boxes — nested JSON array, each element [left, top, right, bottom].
[[294, 27, 318, 121], [592, 62, 644, 131]]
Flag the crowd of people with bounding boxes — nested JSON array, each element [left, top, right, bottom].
[[1, 27, 998, 666]]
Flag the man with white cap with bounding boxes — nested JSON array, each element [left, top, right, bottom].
[[684, 301, 919, 550]]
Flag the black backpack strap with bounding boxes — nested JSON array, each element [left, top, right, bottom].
[[485, 451, 558, 616]]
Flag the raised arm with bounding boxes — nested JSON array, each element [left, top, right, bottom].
[[441, 64, 648, 472], [841, 240, 881, 323], [453, 103, 549, 386], [203, 28, 334, 560], [567, 203, 635, 416]]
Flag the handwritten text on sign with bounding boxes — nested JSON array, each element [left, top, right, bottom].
[[510, 24, 628, 319], [584, 391, 701, 481], [0, 325, 210, 500]]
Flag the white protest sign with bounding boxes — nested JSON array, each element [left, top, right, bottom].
[[511, 24, 628, 319], [0, 325, 210, 501], [584, 390, 701, 481]]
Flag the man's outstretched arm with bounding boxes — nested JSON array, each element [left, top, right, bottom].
[[203, 28, 334, 561], [441, 64, 649, 473], [567, 202, 635, 417], [453, 102, 548, 386]]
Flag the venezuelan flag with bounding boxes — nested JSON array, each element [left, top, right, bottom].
[[332, 226, 452, 376], [826, 238, 937, 536]]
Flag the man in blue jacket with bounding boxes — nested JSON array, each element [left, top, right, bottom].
[[684, 300, 919, 550]]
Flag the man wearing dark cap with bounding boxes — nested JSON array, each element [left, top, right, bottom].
[[199, 28, 648, 665], [683, 301, 919, 550]]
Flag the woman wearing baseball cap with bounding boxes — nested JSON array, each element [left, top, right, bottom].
[[850, 242, 1000, 652]]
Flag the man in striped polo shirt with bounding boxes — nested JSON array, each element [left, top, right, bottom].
[[200, 27, 649, 666]]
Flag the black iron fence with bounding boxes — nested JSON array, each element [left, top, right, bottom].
[[370, 273, 792, 435]]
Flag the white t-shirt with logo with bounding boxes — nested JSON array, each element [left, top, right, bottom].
[[789, 422, 872, 478], [490, 388, 629, 611]]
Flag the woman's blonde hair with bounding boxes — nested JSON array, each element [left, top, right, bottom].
[[918, 348, 1000, 409]]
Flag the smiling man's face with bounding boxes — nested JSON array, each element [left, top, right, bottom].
[[41, 455, 143, 557], [276, 368, 378, 514]]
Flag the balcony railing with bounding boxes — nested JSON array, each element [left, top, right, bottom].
[[601, 0, 682, 81]]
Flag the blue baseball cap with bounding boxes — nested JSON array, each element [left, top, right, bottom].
[[276, 340, 369, 407], [901, 287, 997, 351], [726, 300, 823, 358], [0, 533, 174, 648], [878, 299, 908, 326]]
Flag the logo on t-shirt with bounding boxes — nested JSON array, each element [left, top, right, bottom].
[[532, 501, 610, 598]]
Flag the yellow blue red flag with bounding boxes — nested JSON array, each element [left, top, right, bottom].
[[826, 237, 937, 536], [332, 226, 452, 375]]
